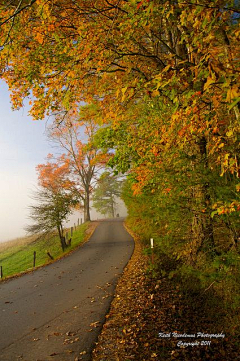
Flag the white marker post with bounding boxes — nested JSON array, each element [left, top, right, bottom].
[[150, 238, 154, 264], [150, 238, 154, 249]]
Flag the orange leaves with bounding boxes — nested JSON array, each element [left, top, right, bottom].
[[164, 188, 171, 194], [94, 152, 112, 166], [35, 32, 44, 45], [211, 201, 240, 217], [132, 166, 154, 196], [36, 154, 73, 194]]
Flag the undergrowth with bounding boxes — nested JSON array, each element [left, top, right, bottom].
[[125, 216, 240, 339]]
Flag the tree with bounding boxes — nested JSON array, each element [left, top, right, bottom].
[[26, 156, 78, 251], [92, 172, 122, 218], [47, 111, 103, 222]]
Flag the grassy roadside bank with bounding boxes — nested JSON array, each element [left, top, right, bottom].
[[0, 222, 95, 280], [92, 224, 239, 361]]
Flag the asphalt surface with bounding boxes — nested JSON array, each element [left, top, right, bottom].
[[0, 219, 134, 361]]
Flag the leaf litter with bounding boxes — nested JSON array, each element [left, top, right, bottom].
[[92, 231, 239, 361]]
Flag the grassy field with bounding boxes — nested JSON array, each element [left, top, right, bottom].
[[0, 222, 90, 280]]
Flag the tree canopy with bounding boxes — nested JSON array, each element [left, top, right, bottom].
[[0, 1, 239, 175]]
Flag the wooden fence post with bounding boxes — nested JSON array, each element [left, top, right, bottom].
[[0, 266, 2, 279], [33, 251, 36, 268], [71, 227, 73, 236]]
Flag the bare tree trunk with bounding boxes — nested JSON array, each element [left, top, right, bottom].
[[84, 191, 91, 222], [57, 224, 67, 251]]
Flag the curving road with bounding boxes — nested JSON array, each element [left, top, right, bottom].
[[0, 219, 134, 361]]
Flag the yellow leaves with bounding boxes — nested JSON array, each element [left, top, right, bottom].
[[156, 77, 171, 91], [171, 112, 180, 122], [152, 145, 159, 157], [226, 130, 233, 138], [162, 65, 171, 74], [166, 5, 174, 19], [212, 94, 221, 109], [226, 85, 239, 103], [204, 75, 216, 91], [223, 153, 229, 166], [121, 86, 128, 102], [193, 19, 201, 29], [219, 152, 239, 177], [205, 33, 215, 43]]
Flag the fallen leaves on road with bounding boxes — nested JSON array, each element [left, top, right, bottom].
[[90, 321, 100, 328], [66, 331, 76, 336], [53, 332, 62, 336], [49, 352, 58, 357], [63, 337, 80, 345]]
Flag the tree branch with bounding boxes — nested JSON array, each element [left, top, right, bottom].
[[0, 0, 37, 27]]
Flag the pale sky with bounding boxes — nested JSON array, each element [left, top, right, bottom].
[[0, 80, 54, 242]]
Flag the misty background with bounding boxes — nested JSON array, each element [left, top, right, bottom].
[[0, 81, 127, 243]]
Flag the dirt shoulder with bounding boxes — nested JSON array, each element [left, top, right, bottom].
[[91, 228, 239, 361]]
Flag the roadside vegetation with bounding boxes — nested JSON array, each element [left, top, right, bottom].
[[121, 182, 240, 334], [0, 222, 89, 280]]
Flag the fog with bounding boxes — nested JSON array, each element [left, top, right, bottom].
[[0, 81, 127, 243]]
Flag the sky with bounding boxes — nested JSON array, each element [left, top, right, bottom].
[[0, 80, 54, 242]]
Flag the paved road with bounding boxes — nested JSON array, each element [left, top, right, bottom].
[[0, 219, 134, 361]]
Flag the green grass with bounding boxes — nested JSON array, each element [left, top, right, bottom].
[[0, 222, 90, 279]]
